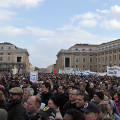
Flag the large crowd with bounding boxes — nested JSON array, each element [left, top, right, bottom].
[[0, 72, 120, 120]]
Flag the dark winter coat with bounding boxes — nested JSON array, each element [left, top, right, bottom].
[[61, 101, 77, 117], [7, 99, 26, 120]]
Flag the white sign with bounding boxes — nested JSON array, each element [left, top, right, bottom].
[[30, 72, 38, 82], [107, 66, 120, 77], [12, 67, 18, 75]]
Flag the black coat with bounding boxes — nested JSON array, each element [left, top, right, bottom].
[[41, 92, 52, 106], [61, 101, 77, 117], [7, 99, 26, 120], [58, 93, 69, 112]]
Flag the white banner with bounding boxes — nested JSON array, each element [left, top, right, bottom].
[[107, 66, 120, 77], [30, 72, 38, 82]]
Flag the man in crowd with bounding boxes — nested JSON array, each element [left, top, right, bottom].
[[58, 85, 69, 112], [81, 101, 100, 120], [25, 95, 41, 120], [76, 92, 89, 112], [7, 87, 26, 120], [63, 109, 85, 120], [21, 87, 34, 106], [41, 82, 52, 106], [61, 88, 79, 117]]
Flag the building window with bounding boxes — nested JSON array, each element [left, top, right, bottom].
[[0, 53, 3, 55], [0, 57, 3, 61], [83, 65, 85, 69], [1, 47, 3, 49], [110, 56, 112, 61], [76, 58, 79, 63], [83, 58, 85, 63], [102, 57, 104, 63], [17, 57, 22, 62], [76, 65, 78, 68], [90, 58, 92, 63], [119, 54, 120, 60], [99, 57, 100, 63], [8, 56, 10, 62], [96, 58, 97, 63], [114, 55, 116, 61], [8, 53, 10, 55], [65, 57, 70, 67], [8, 47, 11, 49], [110, 64, 112, 67], [106, 55, 108, 61]]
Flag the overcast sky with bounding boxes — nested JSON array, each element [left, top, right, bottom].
[[0, 0, 120, 68]]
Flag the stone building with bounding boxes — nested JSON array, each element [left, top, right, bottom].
[[0, 42, 29, 73], [56, 39, 120, 73]]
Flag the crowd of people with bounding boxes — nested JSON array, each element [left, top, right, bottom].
[[0, 72, 120, 120]]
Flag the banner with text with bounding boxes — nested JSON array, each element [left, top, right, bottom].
[[107, 66, 120, 77]]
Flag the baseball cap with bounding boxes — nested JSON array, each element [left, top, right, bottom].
[[81, 102, 100, 114], [38, 107, 56, 118]]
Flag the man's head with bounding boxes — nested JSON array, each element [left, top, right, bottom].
[[98, 103, 109, 120], [81, 102, 100, 120], [26, 96, 41, 115], [23, 88, 34, 100], [69, 89, 79, 103], [69, 79, 75, 87], [93, 92, 104, 103], [38, 107, 56, 120], [63, 109, 85, 120], [22, 79, 29, 88], [42, 82, 51, 93], [9, 87, 23, 100], [58, 85, 65, 94], [76, 93, 89, 108]]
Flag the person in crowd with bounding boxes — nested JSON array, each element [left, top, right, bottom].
[[81, 101, 100, 120], [87, 82, 95, 101], [0, 108, 8, 120], [58, 85, 69, 112], [48, 96, 63, 120], [22, 79, 30, 89], [76, 92, 89, 112], [38, 107, 56, 120], [79, 84, 88, 94], [7, 87, 26, 120], [41, 82, 52, 106], [21, 87, 34, 107], [98, 103, 114, 120], [25, 95, 41, 120], [61, 88, 79, 117], [68, 79, 79, 90], [102, 100, 120, 120], [92, 91, 104, 104], [52, 84, 59, 97], [0, 90, 7, 110], [63, 109, 85, 120], [114, 93, 120, 113]]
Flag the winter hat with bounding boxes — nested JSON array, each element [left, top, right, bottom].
[[95, 92, 104, 100]]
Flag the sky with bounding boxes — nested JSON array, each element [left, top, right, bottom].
[[0, 0, 120, 68]]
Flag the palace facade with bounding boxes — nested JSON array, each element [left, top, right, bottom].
[[56, 39, 120, 73], [0, 42, 29, 73]]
